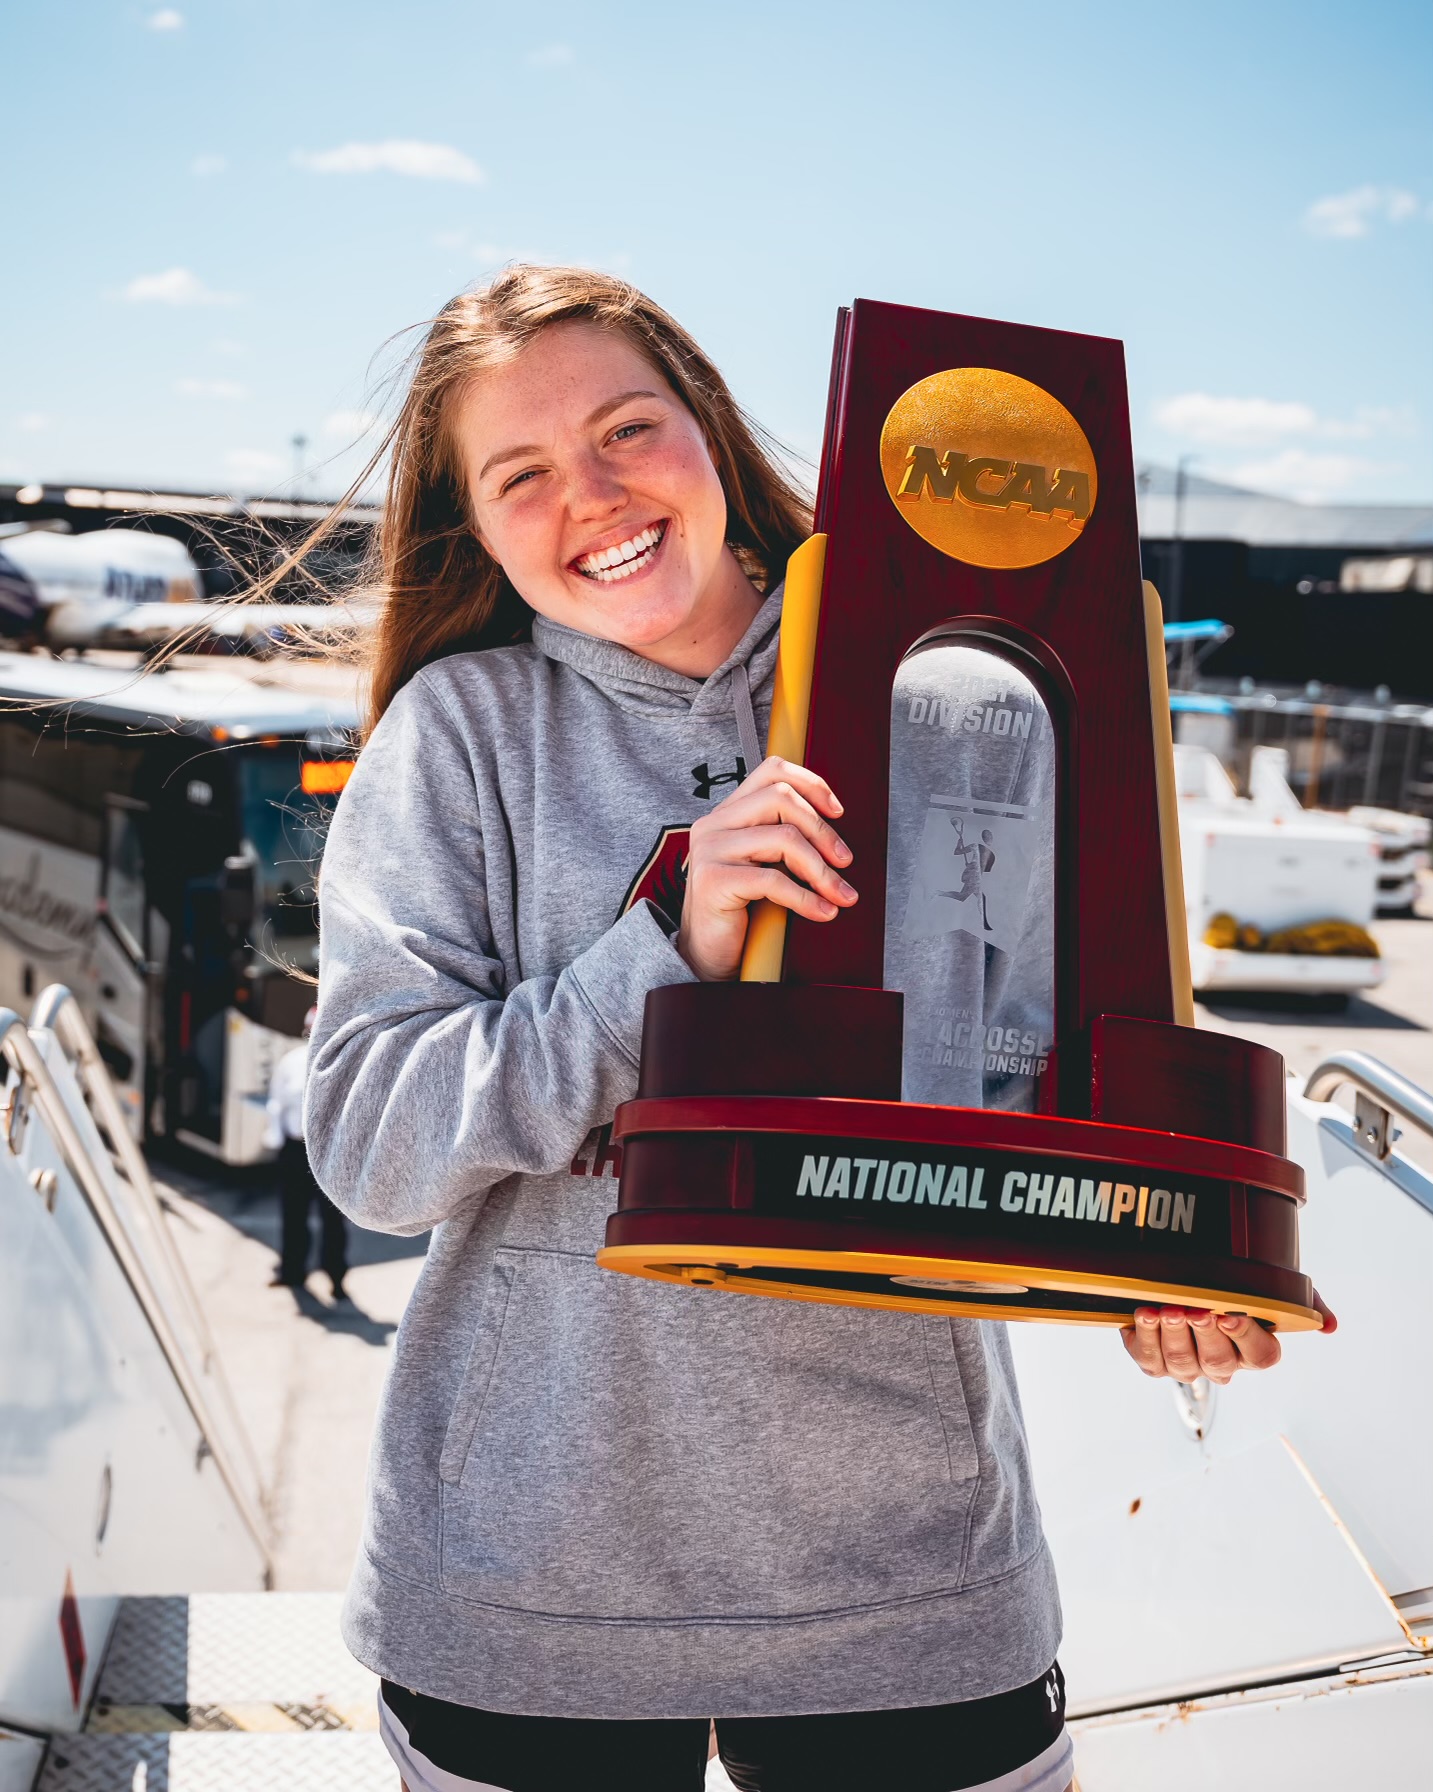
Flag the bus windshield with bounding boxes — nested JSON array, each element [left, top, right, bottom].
[[237, 747, 339, 941]]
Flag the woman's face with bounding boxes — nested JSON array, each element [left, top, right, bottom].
[[456, 320, 761, 676]]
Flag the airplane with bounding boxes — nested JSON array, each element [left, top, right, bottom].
[[0, 521, 370, 653]]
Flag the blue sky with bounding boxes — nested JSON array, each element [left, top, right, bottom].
[[4, 0, 1429, 504]]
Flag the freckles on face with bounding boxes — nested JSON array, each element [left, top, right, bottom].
[[452, 320, 735, 654]]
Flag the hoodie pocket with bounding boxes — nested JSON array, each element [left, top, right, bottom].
[[438, 1247, 984, 1618], [438, 1250, 518, 1485]]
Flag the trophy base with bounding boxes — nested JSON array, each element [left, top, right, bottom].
[[602, 987, 1321, 1331], [596, 1232, 1322, 1331]]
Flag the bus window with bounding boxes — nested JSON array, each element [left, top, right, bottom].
[[102, 800, 149, 962], [0, 713, 142, 854], [237, 748, 342, 940], [884, 639, 1056, 1114]]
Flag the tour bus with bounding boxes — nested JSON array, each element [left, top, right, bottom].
[[0, 649, 359, 1163]]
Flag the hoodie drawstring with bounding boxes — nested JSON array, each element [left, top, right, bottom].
[[732, 662, 765, 778]]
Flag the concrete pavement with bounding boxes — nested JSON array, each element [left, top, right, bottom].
[[152, 1157, 425, 1592]]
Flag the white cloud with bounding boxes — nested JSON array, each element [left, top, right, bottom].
[[322, 408, 379, 438], [148, 8, 184, 28], [225, 448, 284, 483], [526, 43, 574, 67], [176, 377, 246, 400], [1154, 394, 1318, 445], [211, 337, 245, 357], [1217, 448, 1400, 503], [1304, 184, 1422, 239], [1154, 391, 1418, 451], [17, 412, 50, 433], [191, 153, 228, 177], [293, 140, 484, 184], [120, 267, 237, 305]]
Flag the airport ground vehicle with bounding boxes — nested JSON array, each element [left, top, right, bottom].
[[0, 651, 358, 1163], [1174, 743, 1386, 998], [1346, 803, 1431, 914], [1171, 687, 1432, 920]]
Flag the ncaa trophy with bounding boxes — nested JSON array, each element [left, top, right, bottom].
[[597, 300, 1322, 1331]]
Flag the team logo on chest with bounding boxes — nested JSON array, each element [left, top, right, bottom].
[[620, 825, 690, 930], [621, 752, 748, 927]]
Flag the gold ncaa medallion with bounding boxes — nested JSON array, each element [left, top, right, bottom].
[[880, 368, 1097, 569]]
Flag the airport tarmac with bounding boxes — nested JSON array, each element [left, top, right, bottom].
[[153, 1155, 425, 1592], [154, 872, 1431, 1593]]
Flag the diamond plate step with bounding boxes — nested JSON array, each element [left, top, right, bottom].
[[23, 1595, 388, 1789], [94, 1597, 374, 1712], [36, 1732, 393, 1791]]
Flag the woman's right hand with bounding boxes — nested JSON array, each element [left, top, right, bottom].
[[675, 756, 858, 982]]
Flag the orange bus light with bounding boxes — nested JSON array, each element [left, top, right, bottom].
[[301, 759, 354, 795]]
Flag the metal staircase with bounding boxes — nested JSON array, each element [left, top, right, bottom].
[[1, 989, 271, 1789]]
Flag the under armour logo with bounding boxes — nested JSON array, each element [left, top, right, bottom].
[[691, 757, 746, 801]]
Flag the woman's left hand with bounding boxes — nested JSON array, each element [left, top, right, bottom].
[[1120, 1292, 1336, 1384]]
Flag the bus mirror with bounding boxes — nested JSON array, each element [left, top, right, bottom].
[[219, 856, 256, 929]]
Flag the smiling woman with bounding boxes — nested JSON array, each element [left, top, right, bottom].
[[294, 265, 1096, 1792]]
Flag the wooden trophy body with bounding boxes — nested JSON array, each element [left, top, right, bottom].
[[598, 299, 1319, 1330]]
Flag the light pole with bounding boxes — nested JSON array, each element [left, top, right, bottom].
[[1167, 453, 1201, 625]]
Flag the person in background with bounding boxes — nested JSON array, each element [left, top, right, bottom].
[[265, 1004, 349, 1299]]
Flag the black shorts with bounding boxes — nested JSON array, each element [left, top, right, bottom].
[[378, 1664, 1070, 1792]]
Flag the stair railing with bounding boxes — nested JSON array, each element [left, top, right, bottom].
[[1304, 1050, 1433, 1164], [2, 1004, 272, 1580], [27, 984, 265, 1505]]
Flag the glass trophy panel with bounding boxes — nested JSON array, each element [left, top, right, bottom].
[[885, 640, 1056, 1113]]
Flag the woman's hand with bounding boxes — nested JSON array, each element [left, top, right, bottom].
[[1121, 1292, 1336, 1384], [676, 756, 858, 982]]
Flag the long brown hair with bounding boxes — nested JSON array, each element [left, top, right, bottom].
[[260, 266, 812, 734]]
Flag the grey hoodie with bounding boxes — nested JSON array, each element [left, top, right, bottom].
[[307, 589, 1061, 1718]]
